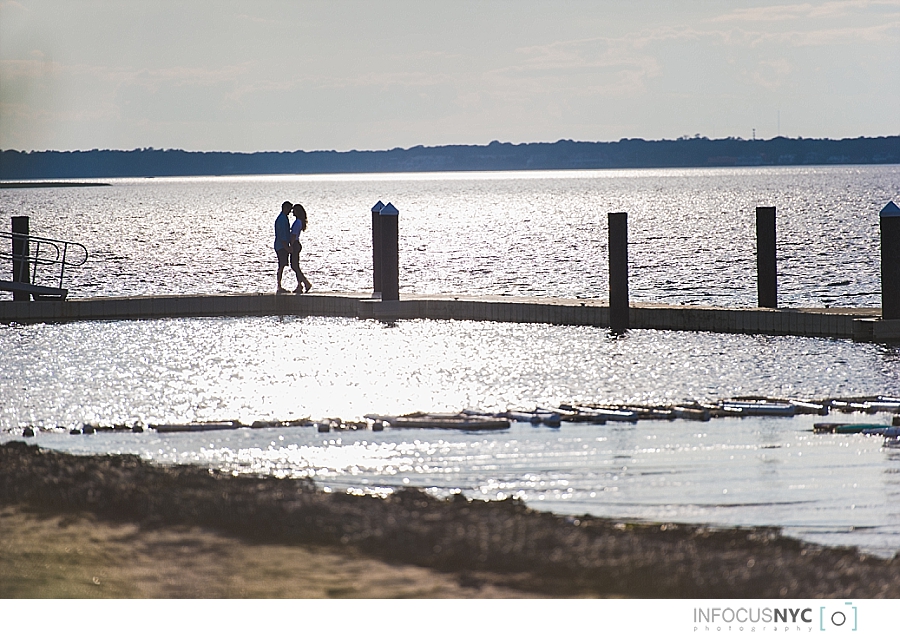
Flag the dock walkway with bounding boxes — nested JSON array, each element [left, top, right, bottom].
[[0, 292, 892, 342]]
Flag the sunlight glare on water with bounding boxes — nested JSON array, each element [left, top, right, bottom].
[[1, 165, 894, 306], [2, 166, 900, 556], [3, 316, 898, 430], [3, 316, 900, 554]]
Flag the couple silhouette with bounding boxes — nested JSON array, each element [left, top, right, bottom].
[[274, 200, 312, 294]]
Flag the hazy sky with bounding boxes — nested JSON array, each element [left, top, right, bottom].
[[1, 0, 898, 152]]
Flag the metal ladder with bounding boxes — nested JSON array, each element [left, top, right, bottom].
[[0, 231, 88, 300]]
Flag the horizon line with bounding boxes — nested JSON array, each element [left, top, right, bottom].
[[4, 134, 900, 155]]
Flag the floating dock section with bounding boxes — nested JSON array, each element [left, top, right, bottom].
[[1, 292, 889, 341]]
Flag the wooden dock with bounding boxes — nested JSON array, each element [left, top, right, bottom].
[[0, 292, 892, 342]]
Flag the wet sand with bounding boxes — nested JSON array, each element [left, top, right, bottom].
[[1, 441, 898, 598]]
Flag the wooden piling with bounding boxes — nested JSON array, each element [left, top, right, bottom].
[[380, 203, 399, 301], [756, 206, 777, 309], [11, 216, 30, 302], [881, 201, 900, 319], [371, 201, 384, 295], [608, 212, 629, 332]]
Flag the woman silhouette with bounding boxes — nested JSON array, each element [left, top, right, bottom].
[[290, 203, 312, 293]]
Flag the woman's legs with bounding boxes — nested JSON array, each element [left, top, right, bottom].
[[290, 247, 311, 293]]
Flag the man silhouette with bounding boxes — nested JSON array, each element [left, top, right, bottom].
[[274, 200, 292, 293]]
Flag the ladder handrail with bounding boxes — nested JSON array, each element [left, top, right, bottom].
[[1, 231, 89, 289]]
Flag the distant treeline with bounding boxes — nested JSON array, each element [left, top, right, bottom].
[[2, 136, 899, 179]]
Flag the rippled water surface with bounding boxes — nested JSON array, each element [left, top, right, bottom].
[[1, 165, 895, 305], [3, 316, 900, 555], [2, 167, 899, 555]]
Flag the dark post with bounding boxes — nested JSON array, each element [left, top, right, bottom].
[[756, 206, 777, 308], [11, 216, 30, 302], [608, 212, 629, 332], [380, 202, 399, 301], [881, 201, 900, 320], [371, 200, 384, 296]]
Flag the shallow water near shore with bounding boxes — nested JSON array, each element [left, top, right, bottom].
[[20, 411, 900, 557], [3, 316, 900, 557]]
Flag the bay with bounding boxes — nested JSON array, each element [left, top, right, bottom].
[[1, 165, 894, 305], [2, 166, 899, 556]]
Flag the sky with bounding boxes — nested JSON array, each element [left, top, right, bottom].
[[1, 0, 898, 152]]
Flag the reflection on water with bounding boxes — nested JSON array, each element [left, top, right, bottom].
[[3, 316, 900, 556], [2, 166, 898, 555], [2, 316, 898, 428], [1, 166, 895, 306]]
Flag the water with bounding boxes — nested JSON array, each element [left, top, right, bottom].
[[2, 166, 899, 555], [1, 165, 894, 306], [3, 317, 899, 427]]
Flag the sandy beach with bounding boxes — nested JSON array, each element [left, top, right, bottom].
[[0, 506, 541, 598], [1, 440, 898, 599]]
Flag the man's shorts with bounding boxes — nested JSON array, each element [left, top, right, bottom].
[[276, 248, 289, 267]]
